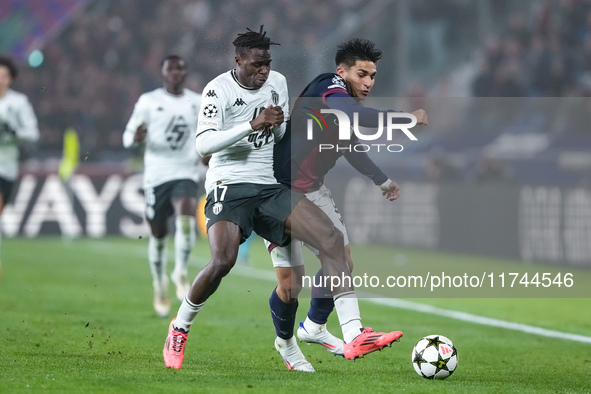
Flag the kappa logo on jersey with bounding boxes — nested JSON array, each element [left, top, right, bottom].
[[165, 115, 190, 150], [233, 98, 247, 106], [271, 90, 279, 106], [213, 202, 223, 215], [203, 104, 218, 118], [206, 90, 217, 98]]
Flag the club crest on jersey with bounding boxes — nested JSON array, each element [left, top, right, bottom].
[[271, 90, 279, 106], [203, 104, 218, 118], [213, 202, 223, 215]]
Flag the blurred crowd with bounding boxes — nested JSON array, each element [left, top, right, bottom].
[[472, 0, 591, 97], [6, 0, 591, 179], [14, 0, 367, 159]]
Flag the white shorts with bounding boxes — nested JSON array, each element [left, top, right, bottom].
[[264, 239, 305, 268], [268, 185, 349, 268]]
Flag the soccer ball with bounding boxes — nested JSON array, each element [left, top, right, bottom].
[[203, 104, 218, 118], [411, 335, 458, 380]]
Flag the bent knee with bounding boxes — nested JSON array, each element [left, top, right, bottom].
[[318, 227, 344, 254], [208, 257, 236, 278]]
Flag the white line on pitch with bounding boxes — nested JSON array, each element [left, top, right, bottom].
[[92, 241, 591, 345], [227, 264, 591, 345], [363, 297, 591, 344]]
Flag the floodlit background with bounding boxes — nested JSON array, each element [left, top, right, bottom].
[[1, 2, 591, 392], [1, 0, 591, 267]]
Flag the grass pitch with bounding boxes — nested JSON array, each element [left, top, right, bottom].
[[1, 236, 590, 393]]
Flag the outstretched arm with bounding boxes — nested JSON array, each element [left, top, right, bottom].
[[342, 145, 400, 201], [342, 147, 388, 185]]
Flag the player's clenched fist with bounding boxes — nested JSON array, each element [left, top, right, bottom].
[[134, 122, 148, 142], [250, 105, 284, 131]]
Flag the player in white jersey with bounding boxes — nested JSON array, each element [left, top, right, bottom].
[[0, 56, 39, 278], [123, 55, 201, 318], [163, 26, 403, 372], [198, 68, 289, 194]]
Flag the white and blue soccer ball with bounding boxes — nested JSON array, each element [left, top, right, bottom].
[[411, 334, 458, 380]]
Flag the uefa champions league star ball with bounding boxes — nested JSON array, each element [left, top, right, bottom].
[[411, 335, 458, 380], [203, 104, 218, 118]]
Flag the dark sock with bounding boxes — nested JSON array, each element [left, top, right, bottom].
[[308, 268, 335, 325], [269, 287, 298, 339]]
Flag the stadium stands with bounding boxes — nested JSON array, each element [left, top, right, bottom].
[[2, 0, 590, 186]]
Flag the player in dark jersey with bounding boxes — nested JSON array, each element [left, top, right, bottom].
[[268, 38, 428, 357]]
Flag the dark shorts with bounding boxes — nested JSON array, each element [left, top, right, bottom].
[[144, 179, 198, 223], [0, 177, 15, 204], [204, 183, 302, 246]]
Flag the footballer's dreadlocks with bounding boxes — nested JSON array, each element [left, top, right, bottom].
[[335, 38, 382, 68], [233, 25, 280, 57]]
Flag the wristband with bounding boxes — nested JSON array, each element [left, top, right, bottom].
[[379, 179, 393, 190]]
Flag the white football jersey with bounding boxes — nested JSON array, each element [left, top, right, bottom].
[[0, 89, 39, 181], [123, 88, 201, 188], [196, 69, 289, 194]]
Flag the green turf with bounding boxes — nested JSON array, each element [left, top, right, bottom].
[[1, 237, 590, 393]]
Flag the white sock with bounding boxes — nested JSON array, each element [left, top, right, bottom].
[[334, 292, 363, 343], [303, 316, 324, 333], [148, 235, 167, 282], [173, 216, 195, 277], [0, 216, 3, 264], [174, 297, 204, 332], [275, 335, 296, 346]]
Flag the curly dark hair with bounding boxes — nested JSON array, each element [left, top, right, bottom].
[[232, 25, 280, 56], [335, 38, 382, 68], [0, 55, 18, 79]]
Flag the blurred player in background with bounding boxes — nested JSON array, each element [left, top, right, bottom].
[[268, 38, 427, 359], [237, 232, 257, 265], [0, 55, 39, 277], [163, 27, 403, 373], [123, 55, 201, 318]]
